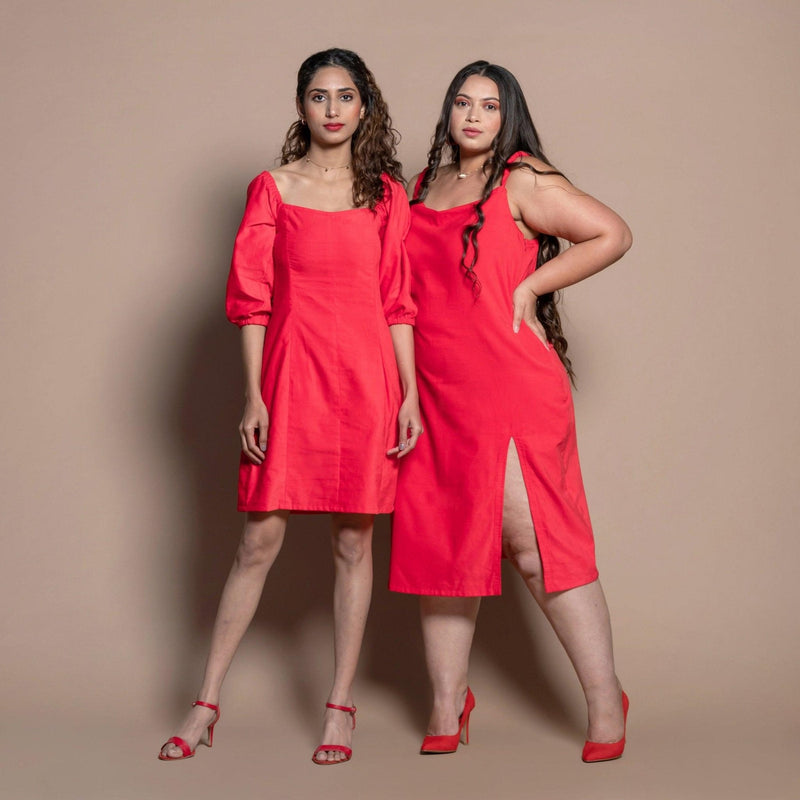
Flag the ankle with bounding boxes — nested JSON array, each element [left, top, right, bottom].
[[583, 678, 621, 703], [431, 684, 468, 710], [326, 691, 354, 709], [194, 690, 221, 708]]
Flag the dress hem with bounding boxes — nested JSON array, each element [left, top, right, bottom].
[[388, 585, 502, 598], [238, 503, 394, 515], [389, 567, 599, 597]]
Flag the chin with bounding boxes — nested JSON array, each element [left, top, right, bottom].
[[455, 140, 491, 156]]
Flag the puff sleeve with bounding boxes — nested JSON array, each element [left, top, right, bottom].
[[377, 176, 417, 326], [225, 172, 278, 327]]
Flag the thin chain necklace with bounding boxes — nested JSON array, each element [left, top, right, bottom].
[[306, 155, 351, 173], [456, 161, 486, 180]]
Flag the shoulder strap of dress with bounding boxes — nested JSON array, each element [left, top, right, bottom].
[[500, 151, 531, 187], [412, 169, 428, 200]]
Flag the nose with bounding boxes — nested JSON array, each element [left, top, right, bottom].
[[466, 107, 479, 122], [326, 100, 339, 118]]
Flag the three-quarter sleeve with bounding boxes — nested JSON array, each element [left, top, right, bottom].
[[225, 172, 278, 327], [378, 176, 417, 326]]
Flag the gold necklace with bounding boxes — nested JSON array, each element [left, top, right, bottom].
[[456, 161, 485, 180], [305, 155, 351, 173]]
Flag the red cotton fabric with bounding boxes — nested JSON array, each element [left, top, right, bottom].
[[389, 153, 598, 595], [226, 171, 416, 514]]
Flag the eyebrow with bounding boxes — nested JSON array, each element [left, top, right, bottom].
[[307, 86, 357, 94], [456, 93, 501, 102]]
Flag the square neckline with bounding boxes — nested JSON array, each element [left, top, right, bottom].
[[412, 151, 530, 213], [415, 184, 505, 214], [263, 170, 370, 214], [413, 182, 538, 248]]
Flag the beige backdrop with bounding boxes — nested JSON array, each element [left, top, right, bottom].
[[2, 1, 798, 798]]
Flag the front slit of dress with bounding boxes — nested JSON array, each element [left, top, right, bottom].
[[506, 436, 554, 592]]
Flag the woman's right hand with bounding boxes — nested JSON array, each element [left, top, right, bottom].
[[239, 398, 270, 464], [512, 279, 551, 351]]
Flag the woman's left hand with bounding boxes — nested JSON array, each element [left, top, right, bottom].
[[387, 394, 423, 458], [512, 279, 548, 346]]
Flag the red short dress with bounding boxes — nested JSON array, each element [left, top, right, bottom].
[[225, 171, 416, 514], [389, 152, 598, 595]]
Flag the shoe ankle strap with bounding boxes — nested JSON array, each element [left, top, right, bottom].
[[193, 700, 220, 712], [326, 702, 356, 715]]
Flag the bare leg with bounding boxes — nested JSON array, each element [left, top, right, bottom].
[[160, 510, 288, 758], [313, 513, 374, 763], [502, 441, 624, 743], [419, 595, 480, 735]]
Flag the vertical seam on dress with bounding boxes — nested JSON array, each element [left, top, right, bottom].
[[278, 212, 292, 508], [333, 217, 343, 507]]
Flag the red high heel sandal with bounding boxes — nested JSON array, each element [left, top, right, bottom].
[[420, 687, 475, 755], [158, 700, 221, 761], [311, 702, 357, 765], [582, 691, 629, 763]]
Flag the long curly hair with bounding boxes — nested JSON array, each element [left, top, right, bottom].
[[280, 48, 402, 210], [413, 60, 573, 378]]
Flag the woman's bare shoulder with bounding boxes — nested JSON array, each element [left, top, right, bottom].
[[506, 155, 580, 204], [406, 171, 423, 201], [269, 162, 306, 194]]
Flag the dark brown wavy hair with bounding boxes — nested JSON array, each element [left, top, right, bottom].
[[280, 48, 402, 210], [413, 60, 574, 378]]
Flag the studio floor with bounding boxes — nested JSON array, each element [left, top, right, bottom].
[[7, 688, 795, 800]]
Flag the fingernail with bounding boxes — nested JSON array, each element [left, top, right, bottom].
[[260, 444, 267, 451]]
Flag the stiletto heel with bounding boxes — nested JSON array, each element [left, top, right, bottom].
[[312, 702, 357, 765], [420, 687, 475, 755], [582, 691, 629, 763], [158, 700, 221, 761]]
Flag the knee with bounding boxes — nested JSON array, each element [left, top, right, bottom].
[[507, 545, 544, 585], [235, 516, 284, 569], [331, 524, 372, 567]]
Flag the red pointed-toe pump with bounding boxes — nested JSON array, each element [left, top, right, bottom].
[[420, 687, 476, 755], [582, 691, 629, 763]]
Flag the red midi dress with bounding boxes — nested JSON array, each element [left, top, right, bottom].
[[389, 153, 598, 595], [225, 171, 416, 513]]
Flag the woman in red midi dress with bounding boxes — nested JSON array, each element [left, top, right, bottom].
[[389, 61, 632, 761], [159, 49, 421, 766]]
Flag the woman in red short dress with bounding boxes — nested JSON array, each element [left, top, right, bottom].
[[390, 61, 632, 761], [159, 48, 420, 766]]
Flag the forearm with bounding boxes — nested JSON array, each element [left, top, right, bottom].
[[527, 227, 632, 297], [509, 163, 633, 297], [240, 324, 267, 401], [388, 323, 418, 399]]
